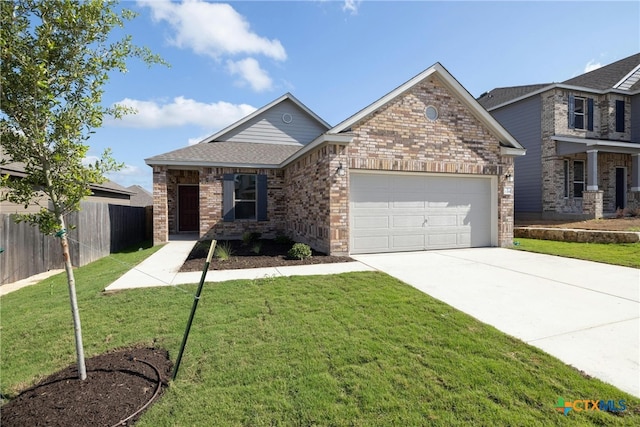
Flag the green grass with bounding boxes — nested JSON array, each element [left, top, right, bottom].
[[1, 246, 638, 426], [513, 238, 640, 268]]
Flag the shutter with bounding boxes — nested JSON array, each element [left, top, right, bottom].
[[616, 100, 625, 132], [223, 174, 235, 221], [568, 94, 575, 129], [257, 174, 268, 221], [587, 98, 594, 131]]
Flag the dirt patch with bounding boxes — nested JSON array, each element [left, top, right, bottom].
[[1, 347, 172, 427], [179, 239, 353, 272], [515, 217, 640, 232]]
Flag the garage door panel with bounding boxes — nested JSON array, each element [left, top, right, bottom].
[[352, 235, 389, 253], [353, 216, 389, 229], [392, 234, 425, 250], [392, 214, 424, 228], [350, 173, 493, 254], [427, 233, 459, 247]]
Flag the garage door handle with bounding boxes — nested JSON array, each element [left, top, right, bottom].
[[423, 219, 428, 226]]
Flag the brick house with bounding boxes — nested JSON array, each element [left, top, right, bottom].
[[146, 63, 525, 255], [477, 53, 640, 220]]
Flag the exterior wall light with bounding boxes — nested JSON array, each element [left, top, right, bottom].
[[505, 173, 513, 182], [337, 163, 346, 176]]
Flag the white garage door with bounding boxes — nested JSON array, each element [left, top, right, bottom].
[[350, 173, 494, 254]]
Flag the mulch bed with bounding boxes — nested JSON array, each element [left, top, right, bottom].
[[1, 347, 172, 427], [179, 239, 353, 272]]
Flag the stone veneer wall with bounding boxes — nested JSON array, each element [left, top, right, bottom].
[[152, 165, 168, 244], [199, 167, 285, 240], [283, 144, 347, 254], [541, 88, 635, 216]]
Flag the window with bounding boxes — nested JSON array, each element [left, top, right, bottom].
[[234, 174, 256, 219], [615, 100, 625, 132], [563, 160, 569, 198], [573, 161, 585, 198], [568, 95, 594, 131], [223, 174, 267, 221]]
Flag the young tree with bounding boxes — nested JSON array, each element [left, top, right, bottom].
[[0, 0, 165, 380]]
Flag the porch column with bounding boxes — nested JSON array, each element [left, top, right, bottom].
[[632, 154, 640, 192], [152, 165, 169, 245], [586, 149, 598, 191]]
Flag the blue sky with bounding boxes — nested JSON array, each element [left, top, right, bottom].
[[91, 0, 640, 191]]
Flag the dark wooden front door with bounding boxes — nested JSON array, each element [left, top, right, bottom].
[[615, 168, 625, 210], [178, 185, 199, 232]]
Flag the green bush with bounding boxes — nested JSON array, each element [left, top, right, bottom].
[[214, 241, 234, 261], [288, 243, 312, 260], [251, 241, 262, 254]]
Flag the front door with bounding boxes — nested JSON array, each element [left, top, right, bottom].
[[178, 185, 199, 232], [615, 168, 625, 210]]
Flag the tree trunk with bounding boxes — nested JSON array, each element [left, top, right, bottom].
[[58, 215, 87, 380]]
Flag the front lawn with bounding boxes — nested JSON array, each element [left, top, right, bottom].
[[1, 247, 638, 425], [513, 238, 640, 268]]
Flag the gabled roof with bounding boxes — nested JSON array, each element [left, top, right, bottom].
[[329, 62, 524, 150], [562, 53, 640, 90], [1, 151, 131, 196], [127, 185, 153, 207], [478, 53, 640, 111], [199, 92, 331, 144], [477, 84, 551, 110], [145, 141, 301, 168]]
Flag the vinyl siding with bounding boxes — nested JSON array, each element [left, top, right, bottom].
[[491, 96, 543, 213], [219, 99, 327, 146], [632, 94, 640, 143]]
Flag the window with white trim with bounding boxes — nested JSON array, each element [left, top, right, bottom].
[[573, 161, 585, 198]]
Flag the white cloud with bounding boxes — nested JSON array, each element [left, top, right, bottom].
[[141, 0, 286, 61], [584, 60, 602, 73], [187, 134, 210, 146], [227, 58, 273, 92], [107, 97, 256, 129], [343, 0, 361, 15]]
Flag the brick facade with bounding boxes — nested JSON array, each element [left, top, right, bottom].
[[152, 75, 519, 252], [541, 88, 637, 218]]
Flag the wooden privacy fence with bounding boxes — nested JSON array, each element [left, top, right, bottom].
[[1, 201, 151, 285]]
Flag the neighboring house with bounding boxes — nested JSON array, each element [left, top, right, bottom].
[[477, 53, 640, 220], [0, 156, 133, 213], [127, 185, 153, 207], [146, 63, 525, 255]]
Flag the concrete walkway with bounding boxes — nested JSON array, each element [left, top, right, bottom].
[[353, 248, 640, 398], [104, 236, 374, 292]]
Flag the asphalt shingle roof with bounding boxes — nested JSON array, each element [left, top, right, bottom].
[[561, 53, 640, 90], [477, 53, 640, 110], [144, 141, 304, 166], [477, 83, 551, 110]]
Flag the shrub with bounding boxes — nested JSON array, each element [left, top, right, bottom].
[[214, 241, 234, 261], [288, 243, 312, 260], [251, 241, 262, 254]]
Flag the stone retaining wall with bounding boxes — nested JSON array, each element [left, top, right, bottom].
[[514, 227, 640, 243]]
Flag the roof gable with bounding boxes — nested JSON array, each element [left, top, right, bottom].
[[199, 93, 330, 146], [329, 63, 523, 150], [562, 53, 640, 90]]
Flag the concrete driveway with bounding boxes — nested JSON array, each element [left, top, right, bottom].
[[352, 248, 639, 397]]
